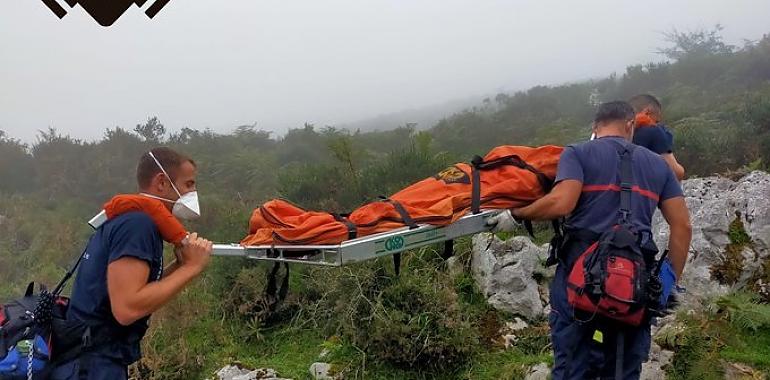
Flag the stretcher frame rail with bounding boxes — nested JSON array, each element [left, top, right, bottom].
[[211, 210, 499, 266]]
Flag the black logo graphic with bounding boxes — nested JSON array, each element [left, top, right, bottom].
[[41, 0, 171, 26]]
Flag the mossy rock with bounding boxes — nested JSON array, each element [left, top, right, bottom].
[[712, 212, 755, 286]]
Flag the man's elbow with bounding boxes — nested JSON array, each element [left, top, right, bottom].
[[551, 200, 575, 218], [675, 165, 686, 181], [552, 206, 571, 218], [672, 219, 693, 237], [112, 304, 143, 326]]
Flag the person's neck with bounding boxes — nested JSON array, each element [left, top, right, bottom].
[[594, 128, 628, 140], [595, 133, 625, 139]]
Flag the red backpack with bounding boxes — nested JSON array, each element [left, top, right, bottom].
[[565, 144, 655, 326]]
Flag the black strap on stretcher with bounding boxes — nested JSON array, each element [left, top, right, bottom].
[[469, 154, 554, 215], [470, 154, 557, 243], [379, 197, 419, 230], [381, 197, 455, 268], [471, 156, 484, 215], [332, 213, 358, 240], [379, 197, 420, 276]]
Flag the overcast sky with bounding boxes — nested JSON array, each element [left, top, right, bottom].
[[2, 0, 769, 143]]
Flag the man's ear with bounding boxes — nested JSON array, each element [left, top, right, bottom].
[[150, 172, 167, 193]]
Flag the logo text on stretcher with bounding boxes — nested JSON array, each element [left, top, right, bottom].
[[384, 236, 405, 252]]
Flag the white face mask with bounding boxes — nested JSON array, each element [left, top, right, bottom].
[[141, 151, 201, 220]]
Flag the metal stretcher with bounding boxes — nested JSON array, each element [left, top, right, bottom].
[[210, 210, 499, 266]]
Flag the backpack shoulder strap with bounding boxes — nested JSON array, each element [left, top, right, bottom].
[[618, 144, 637, 225], [52, 235, 94, 296]]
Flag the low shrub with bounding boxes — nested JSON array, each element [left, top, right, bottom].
[[297, 251, 479, 372]]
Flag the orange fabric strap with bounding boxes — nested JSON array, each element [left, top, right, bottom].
[[103, 194, 188, 245]]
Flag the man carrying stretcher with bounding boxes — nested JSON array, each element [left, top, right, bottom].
[[51, 148, 213, 380], [487, 101, 691, 379]]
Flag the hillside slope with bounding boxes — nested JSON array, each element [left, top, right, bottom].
[[0, 28, 769, 380]]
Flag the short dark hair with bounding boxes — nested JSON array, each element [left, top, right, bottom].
[[628, 94, 662, 113], [136, 147, 196, 189], [594, 101, 636, 125]]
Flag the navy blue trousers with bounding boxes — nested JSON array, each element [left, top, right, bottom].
[[49, 353, 127, 380], [549, 241, 652, 380]]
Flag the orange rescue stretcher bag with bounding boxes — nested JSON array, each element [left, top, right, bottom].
[[242, 145, 563, 246]]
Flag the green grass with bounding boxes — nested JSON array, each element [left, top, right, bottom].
[[664, 293, 770, 379], [154, 314, 328, 379], [169, 286, 553, 380], [721, 327, 770, 372], [212, 328, 327, 378], [462, 349, 552, 380], [140, 240, 558, 380], [189, 324, 554, 380]]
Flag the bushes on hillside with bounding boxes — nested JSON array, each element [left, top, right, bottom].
[[289, 251, 479, 372]]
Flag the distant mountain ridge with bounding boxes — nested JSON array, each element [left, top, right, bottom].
[[338, 95, 485, 132]]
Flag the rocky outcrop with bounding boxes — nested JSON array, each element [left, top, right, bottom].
[[722, 362, 767, 379], [519, 341, 674, 380], [309, 362, 344, 380], [472, 172, 770, 317], [651, 171, 770, 304], [471, 172, 770, 379], [640, 342, 674, 380], [471, 234, 549, 321], [523, 363, 551, 380], [499, 317, 530, 348], [214, 365, 290, 380]]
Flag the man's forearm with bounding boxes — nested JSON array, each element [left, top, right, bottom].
[[662, 153, 685, 181], [121, 265, 201, 324], [667, 224, 691, 279], [658, 196, 692, 280], [513, 196, 564, 221], [512, 180, 581, 221]]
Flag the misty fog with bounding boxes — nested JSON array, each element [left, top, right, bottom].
[[2, 0, 770, 143]]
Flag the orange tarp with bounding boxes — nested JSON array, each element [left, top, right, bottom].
[[242, 145, 563, 246]]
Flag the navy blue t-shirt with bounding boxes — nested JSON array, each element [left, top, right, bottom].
[[68, 212, 163, 365], [633, 124, 674, 154], [555, 136, 682, 235]]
